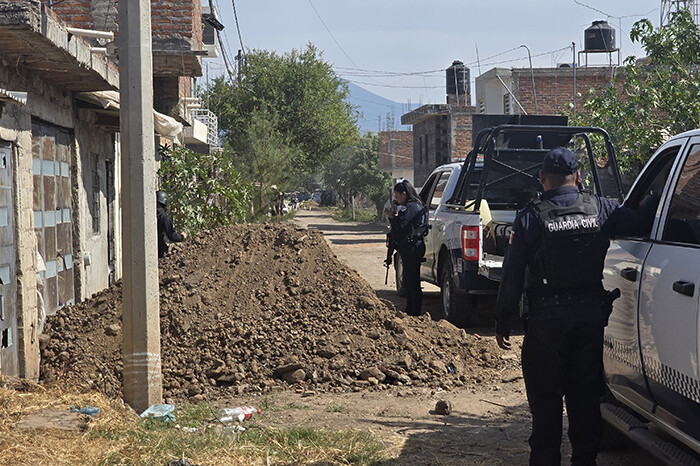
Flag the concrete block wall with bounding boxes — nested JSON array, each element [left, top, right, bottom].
[[412, 115, 449, 187]]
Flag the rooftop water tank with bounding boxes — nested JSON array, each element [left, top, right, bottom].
[[446, 60, 469, 96], [584, 20, 616, 52]]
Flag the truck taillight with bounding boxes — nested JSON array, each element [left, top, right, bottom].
[[462, 225, 480, 261]]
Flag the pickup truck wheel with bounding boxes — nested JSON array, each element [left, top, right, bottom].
[[440, 264, 467, 326], [394, 253, 407, 297]]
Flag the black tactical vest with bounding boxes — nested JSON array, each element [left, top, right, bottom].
[[525, 193, 610, 299]]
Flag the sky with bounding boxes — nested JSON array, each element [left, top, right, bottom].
[[204, 0, 663, 105]]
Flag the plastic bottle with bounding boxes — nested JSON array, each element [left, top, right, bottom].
[[218, 405, 261, 423]]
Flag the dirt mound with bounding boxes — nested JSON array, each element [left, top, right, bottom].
[[40, 223, 518, 401]]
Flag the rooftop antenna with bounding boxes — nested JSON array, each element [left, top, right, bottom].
[[661, 0, 699, 26]]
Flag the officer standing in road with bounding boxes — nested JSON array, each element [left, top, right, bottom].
[[385, 179, 428, 316], [495, 147, 656, 465], [157, 190, 186, 258]]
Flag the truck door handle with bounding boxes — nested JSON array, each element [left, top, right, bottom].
[[673, 281, 695, 297], [620, 268, 638, 282]]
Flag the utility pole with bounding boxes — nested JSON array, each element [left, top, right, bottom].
[[118, 0, 162, 412]]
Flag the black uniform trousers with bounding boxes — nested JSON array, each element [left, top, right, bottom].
[[521, 301, 605, 466], [399, 241, 425, 316]]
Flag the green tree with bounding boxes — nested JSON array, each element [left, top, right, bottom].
[[202, 44, 359, 174], [230, 107, 296, 212], [158, 145, 251, 235], [323, 133, 392, 218], [573, 9, 700, 172]]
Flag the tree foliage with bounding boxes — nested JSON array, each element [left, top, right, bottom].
[[230, 107, 296, 212], [573, 9, 700, 172], [158, 145, 251, 235], [323, 133, 392, 218], [202, 44, 359, 174]]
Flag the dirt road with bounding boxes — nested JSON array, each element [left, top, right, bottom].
[[291, 207, 657, 465]]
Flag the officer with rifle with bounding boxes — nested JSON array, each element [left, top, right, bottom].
[[384, 179, 428, 316], [495, 147, 657, 465]]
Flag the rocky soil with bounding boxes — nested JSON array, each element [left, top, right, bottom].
[[40, 223, 520, 402]]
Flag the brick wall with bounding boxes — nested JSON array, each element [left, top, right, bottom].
[[379, 131, 413, 171], [512, 67, 621, 115], [45, 0, 202, 44], [151, 0, 201, 42], [450, 110, 473, 162]]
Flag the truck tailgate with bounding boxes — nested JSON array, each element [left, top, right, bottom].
[[479, 253, 503, 281]]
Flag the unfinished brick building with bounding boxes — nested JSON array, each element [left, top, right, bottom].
[[0, 0, 216, 378], [378, 131, 414, 186]]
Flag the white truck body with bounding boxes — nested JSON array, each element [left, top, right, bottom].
[[602, 130, 700, 461]]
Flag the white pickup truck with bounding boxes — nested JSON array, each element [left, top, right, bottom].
[[393, 121, 623, 326], [601, 129, 700, 464]]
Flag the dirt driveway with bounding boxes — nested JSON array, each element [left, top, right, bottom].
[[284, 207, 656, 465]]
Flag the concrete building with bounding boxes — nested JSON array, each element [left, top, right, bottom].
[[0, 0, 218, 378], [401, 61, 476, 187], [378, 131, 414, 186], [475, 66, 618, 116]]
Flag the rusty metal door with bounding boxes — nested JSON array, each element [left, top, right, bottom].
[[32, 121, 75, 316], [0, 142, 18, 376]]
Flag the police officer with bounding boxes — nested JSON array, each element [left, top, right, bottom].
[[156, 190, 186, 258], [495, 147, 656, 465], [385, 180, 427, 316]]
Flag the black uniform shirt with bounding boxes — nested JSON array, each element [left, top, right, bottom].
[[388, 199, 425, 246], [495, 185, 656, 337], [157, 204, 185, 258]]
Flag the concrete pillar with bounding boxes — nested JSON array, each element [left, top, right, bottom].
[[118, 0, 162, 412]]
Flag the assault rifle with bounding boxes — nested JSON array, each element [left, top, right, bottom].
[[384, 228, 398, 285]]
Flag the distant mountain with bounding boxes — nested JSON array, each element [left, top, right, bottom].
[[345, 82, 415, 134]]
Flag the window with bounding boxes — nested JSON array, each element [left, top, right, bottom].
[[503, 94, 512, 114], [419, 173, 438, 205], [430, 171, 452, 209], [662, 144, 700, 246], [92, 154, 100, 234], [626, 145, 679, 211]]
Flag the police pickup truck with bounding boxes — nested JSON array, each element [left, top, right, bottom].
[[393, 115, 623, 326], [601, 130, 700, 464]]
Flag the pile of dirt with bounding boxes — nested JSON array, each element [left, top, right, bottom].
[[40, 223, 519, 401]]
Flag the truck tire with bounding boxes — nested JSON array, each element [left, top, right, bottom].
[[394, 253, 406, 297], [440, 263, 468, 326]]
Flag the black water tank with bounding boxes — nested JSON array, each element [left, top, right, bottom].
[[585, 20, 616, 51], [446, 60, 469, 95]]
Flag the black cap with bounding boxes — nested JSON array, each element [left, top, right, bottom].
[[542, 147, 578, 174]]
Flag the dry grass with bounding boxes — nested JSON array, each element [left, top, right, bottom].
[[0, 377, 387, 465]]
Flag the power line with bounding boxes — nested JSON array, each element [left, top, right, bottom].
[[231, 0, 246, 55], [308, 0, 365, 72]]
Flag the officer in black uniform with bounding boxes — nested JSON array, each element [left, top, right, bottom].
[[385, 180, 428, 316], [157, 190, 186, 258], [495, 147, 657, 466]]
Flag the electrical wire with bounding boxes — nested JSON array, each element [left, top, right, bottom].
[[231, 0, 246, 55]]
